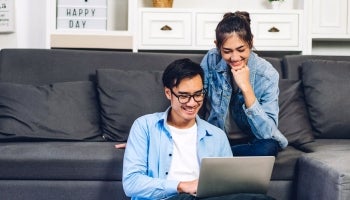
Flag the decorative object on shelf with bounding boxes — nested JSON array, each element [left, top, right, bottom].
[[153, 0, 173, 8], [0, 0, 15, 33], [267, 0, 284, 9], [56, 0, 107, 30]]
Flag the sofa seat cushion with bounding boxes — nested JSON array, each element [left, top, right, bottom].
[[299, 139, 350, 153], [297, 151, 350, 200], [0, 180, 128, 200], [0, 142, 124, 180], [271, 146, 304, 180]]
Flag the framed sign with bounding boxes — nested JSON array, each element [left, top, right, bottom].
[[57, 0, 107, 31], [0, 0, 15, 33]]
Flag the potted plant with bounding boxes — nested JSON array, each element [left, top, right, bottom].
[[267, 0, 284, 9]]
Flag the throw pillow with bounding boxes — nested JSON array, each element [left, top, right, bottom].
[[0, 81, 101, 140], [301, 60, 350, 138], [97, 69, 169, 141], [278, 79, 315, 147]]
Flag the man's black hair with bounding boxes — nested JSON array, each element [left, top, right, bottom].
[[162, 58, 204, 89]]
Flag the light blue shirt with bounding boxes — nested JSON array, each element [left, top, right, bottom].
[[200, 48, 288, 148], [122, 107, 233, 200]]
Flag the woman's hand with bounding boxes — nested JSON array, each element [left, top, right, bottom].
[[231, 65, 256, 108], [231, 64, 250, 92]]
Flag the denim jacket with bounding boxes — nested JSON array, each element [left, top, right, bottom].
[[200, 48, 288, 148]]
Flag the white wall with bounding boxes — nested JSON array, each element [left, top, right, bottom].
[[0, 0, 48, 49], [16, 0, 49, 48]]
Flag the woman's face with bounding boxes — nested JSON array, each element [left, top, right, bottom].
[[219, 33, 251, 69]]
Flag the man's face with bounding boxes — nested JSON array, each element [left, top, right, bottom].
[[220, 33, 251, 69], [165, 74, 204, 128]]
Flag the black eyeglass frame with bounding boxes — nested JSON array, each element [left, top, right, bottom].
[[170, 88, 206, 104]]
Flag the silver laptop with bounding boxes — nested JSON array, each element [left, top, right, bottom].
[[195, 156, 275, 198]]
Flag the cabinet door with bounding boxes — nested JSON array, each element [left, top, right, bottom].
[[250, 13, 300, 49], [195, 13, 222, 47], [140, 11, 192, 47], [312, 0, 347, 34]]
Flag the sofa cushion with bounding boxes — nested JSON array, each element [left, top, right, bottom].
[[0, 142, 123, 180], [299, 139, 350, 153], [270, 146, 304, 180], [301, 60, 350, 138], [278, 79, 315, 147], [0, 81, 101, 140], [97, 69, 169, 141]]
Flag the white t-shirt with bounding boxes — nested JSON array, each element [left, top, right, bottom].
[[166, 123, 199, 181]]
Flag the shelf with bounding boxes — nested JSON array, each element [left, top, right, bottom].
[[50, 31, 133, 49], [49, 0, 135, 50]]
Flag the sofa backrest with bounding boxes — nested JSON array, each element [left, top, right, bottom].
[[282, 55, 350, 80], [0, 49, 283, 85], [0, 49, 205, 85], [0, 48, 284, 142]]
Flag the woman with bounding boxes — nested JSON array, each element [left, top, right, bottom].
[[201, 11, 288, 156]]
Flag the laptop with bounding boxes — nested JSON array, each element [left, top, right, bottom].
[[195, 156, 275, 198]]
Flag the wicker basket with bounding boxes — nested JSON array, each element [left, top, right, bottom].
[[153, 0, 173, 8]]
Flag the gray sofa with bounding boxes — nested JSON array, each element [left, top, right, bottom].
[[0, 49, 349, 200]]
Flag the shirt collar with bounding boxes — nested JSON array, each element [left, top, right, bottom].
[[157, 106, 213, 138]]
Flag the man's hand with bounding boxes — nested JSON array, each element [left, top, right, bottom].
[[115, 143, 127, 149], [177, 179, 198, 195]]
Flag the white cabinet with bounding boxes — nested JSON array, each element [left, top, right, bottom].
[[311, 0, 350, 39], [49, 0, 136, 50], [49, 1, 305, 52], [138, 9, 303, 52]]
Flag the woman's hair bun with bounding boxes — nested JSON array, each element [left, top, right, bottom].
[[223, 11, 251, 25]]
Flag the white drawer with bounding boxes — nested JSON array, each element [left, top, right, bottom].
[[196, 13, 222, 47], [141, 12, 192, 46], [250, 13, 299, 47]]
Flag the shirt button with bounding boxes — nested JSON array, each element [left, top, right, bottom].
[[165, 172, 168, 175], [169, 154, 172, 156], [247, 111, 252, 115]]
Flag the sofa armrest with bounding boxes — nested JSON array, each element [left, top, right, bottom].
[[297, 152, 350, 200]]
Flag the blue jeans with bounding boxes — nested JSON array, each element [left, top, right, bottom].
[[231, 139, 280, 157], [166, 193, 275, 200]]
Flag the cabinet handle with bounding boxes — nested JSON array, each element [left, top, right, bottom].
[[160, 25, 172, 31], [268, 26, 280, 33]]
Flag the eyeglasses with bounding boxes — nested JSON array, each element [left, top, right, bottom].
[[170, 89, 206, 104]]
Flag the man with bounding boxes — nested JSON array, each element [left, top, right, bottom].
[[122, 58, 275, 200]]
